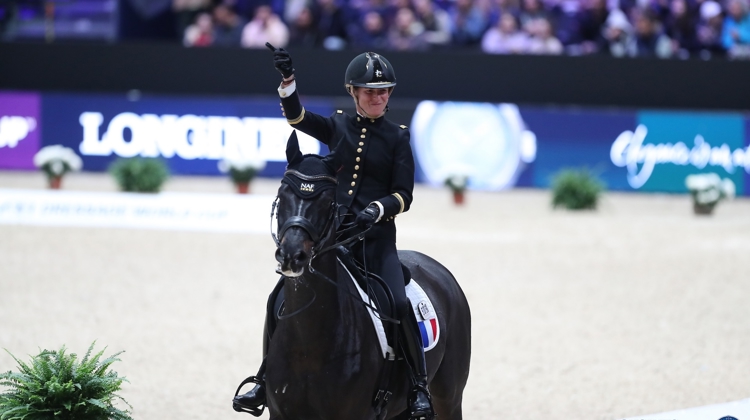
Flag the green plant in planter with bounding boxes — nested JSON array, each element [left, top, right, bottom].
[[0, 342, 132, 420], [109, 157, 169, 193], [444, 174, 469, 204], [551, 168, 604, 210]]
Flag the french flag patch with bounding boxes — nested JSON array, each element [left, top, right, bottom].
[[406, 282, 440, 352], [418, 317, 439, 350]]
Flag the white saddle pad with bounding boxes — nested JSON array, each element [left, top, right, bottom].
[[338, 258, 440, 360]]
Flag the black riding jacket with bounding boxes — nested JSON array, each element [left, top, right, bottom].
[[279, 82, 415, 241]]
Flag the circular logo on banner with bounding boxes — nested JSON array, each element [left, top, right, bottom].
[[718, 416, 738, 420], [410, 101, 536, 191]]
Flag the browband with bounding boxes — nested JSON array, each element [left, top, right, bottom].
[[284, 169, 338, 184]]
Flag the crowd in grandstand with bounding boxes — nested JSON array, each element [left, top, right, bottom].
[[177, 0, 750, 58]]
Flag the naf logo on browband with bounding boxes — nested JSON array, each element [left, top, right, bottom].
[[300, 182, 314, 192]]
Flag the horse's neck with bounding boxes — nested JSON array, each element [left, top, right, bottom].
[[282, 251, 344, 343], [284, 252, 366, 354]]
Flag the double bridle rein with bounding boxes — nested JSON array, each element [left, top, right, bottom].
[[269, 169, 398, 323]]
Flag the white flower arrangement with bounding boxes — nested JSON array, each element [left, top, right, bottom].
[[444, 174, 469, 193], [685, 173, 735, 213], [217, 155, 267, 184], [33, 145, 83, 180]]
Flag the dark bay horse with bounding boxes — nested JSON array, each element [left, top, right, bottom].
[[265, 135, 471, 420]]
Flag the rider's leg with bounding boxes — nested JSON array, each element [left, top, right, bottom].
[[378, 246, 435, 419], [233, 277, 284, 411]]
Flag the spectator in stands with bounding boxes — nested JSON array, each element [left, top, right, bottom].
[[546, 0, 583, 48], [212, 4, 247, 47], [183, 12, 214, 46], [387, 7, 429, 50], [481, 12, 530, 53], [602, 8, 634, 57], [413, 0, 453, 48], [487, 0, 520, 25], [241, 5, 290, 48], [576, 0, 608, 53], [350, 11, 389, 49], [664, 0, 699, 58], [283, 0, 310, 26], [519, 0, 549, 37], [312, 0, 350, 49], [632, 7, 672, 57], [722, 0, 750, 58], [385, 0, 412, 26], [174, 0, 212, 41], [696, 0, 726, 58], [350, 0, 390, 19], [288, 6, 320, 47], [527, 16, 564, 53], [450, 0, 490, 46]]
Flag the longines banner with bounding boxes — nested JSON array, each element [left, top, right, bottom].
[[1, 90, 748, 196]]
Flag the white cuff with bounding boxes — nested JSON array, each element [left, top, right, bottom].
[[278, 80, 297, 98], [372, 201, 384, 223]]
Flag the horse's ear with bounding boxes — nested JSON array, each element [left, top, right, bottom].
[[286, 131, 303, 165]]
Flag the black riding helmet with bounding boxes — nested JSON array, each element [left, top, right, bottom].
[[344, 52, 396, 94]]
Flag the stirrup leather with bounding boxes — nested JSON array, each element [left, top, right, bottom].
[[232, 375, 266, 417]]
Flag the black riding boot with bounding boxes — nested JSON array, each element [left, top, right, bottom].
[[401, 302, 435, 420], [232, 279, 283, 416], [232, 320, 270, 416]]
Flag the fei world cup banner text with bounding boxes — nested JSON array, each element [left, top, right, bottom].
[[1, 90, 749, 196]]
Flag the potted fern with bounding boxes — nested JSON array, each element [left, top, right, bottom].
[[217, 156, 266, 194], [0, 342, 132, 420], [109, 157, 169, 193], [551, 168, 604, 210]]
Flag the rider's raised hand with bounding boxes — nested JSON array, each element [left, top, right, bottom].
[[355, 204, 381, 229], [266, 42, 295, 79]]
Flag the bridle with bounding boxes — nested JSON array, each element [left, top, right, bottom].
[[271, 169, 339, 257], [269, 169, 397, 323]]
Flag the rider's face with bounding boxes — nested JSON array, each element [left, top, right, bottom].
[[354, 87, 391, 117]]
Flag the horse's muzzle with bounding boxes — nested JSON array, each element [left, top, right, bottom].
[[276, 247, 308, 277]]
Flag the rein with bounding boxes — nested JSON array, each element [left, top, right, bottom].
[[270, 186, 400, 324]]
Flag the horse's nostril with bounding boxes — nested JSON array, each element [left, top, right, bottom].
[[293, 251, 308, 264]]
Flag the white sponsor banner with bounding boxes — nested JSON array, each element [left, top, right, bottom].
[[0, 189, 276, 233]]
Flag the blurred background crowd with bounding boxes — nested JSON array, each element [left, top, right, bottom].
[[178, 0, 749, 59], [0, 0, 749, 59]]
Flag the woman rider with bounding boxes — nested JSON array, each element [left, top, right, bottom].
[[232, 46, 434, 419]]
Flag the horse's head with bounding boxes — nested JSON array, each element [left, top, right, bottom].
[[274, 132, 338, 277]]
